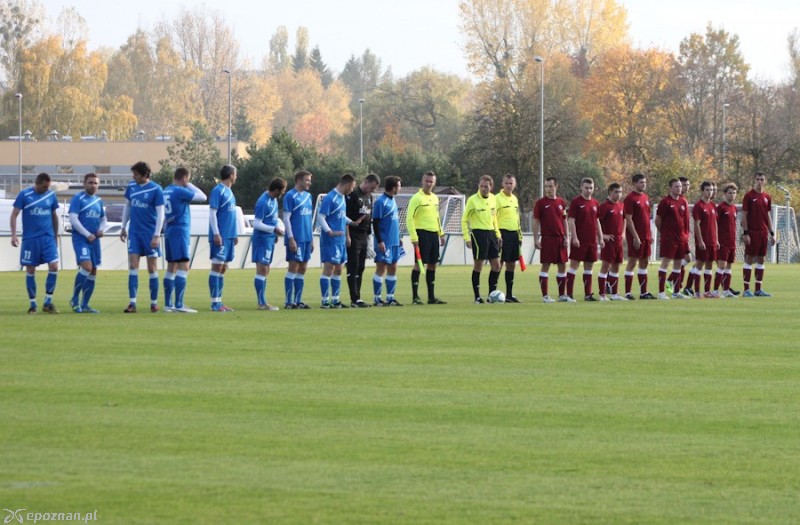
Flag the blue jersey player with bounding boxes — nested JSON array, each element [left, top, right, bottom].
[[120, 161, 165, 313], [283, 169, 314, 309], [163, 167, 206, 313], [10, 172, 61, 314], [68, 173, 107, 313], [371, 176, 404, 306], [252, 177, 287, 310], [208, 164, 238, 312], [317, 173, 357, 308]]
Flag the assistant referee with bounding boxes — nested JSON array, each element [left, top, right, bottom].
[[406, 171, 446, 305]]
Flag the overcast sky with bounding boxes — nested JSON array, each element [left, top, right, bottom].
[[38, 0, 799, 82]]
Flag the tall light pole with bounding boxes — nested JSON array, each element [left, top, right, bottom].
[[722, 102, 730, 178], [534, 56, 544, 199], [223, 68, 232, 164], [359, 98, 365, 165], [16, 93, 22, 191]]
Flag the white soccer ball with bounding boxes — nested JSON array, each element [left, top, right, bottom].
[[488, 290, 506, 303], [275, 218, 285, 235]]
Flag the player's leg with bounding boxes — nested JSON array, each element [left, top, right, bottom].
[[488, 257, 501, 294], [754, 254, 768, 295], [146, 255, 160, 312], [742, 253, 754, 294], [164, 261, 177, 310], [582, 260, 595, 300], [598, 260, 611, 299], [386, 260, 400, 305], [556, 262, 568, 300], [609, 262, 623, 299], [715, 258, 727, 292], [657, 257, 670, 296], [126, 253, 141, 312], [174, 261, 192, 311], [25, 266, 37, 313], [487, 233, 501, 296], [320, 261, 333, 307], [624, 257, 636, 297], [471, 234, 483, 301], [331, 261, 345, 306], [286, 260, 298, 307], [539, 262, 551, 300], [294, 260, 309, 307], [566, 258, 580, 299], [355, 240, 368, 305], [40, 241, 60, 313], [373, 261, 386, 304], [670, 258, 684, 297], [345, 241, 360, 305], [423, 231, 444, 304], [73, 260, 93, 312]]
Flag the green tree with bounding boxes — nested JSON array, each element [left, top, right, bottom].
[[309, 45, 332, 88], [157, 121, 224, 194]]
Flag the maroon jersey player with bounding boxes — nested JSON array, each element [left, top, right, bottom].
[[741, 172, 775, 297], [623, 173, 655, 300], [567, 178, 605, 302], [687, 181, 719, 298], [655, 179, 690, 299], [715, 183, 739, 297], [597, 183, 626, 300], [532, 177, 569, 303]]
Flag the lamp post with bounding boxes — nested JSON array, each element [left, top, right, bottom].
[[223, 68, 232, 164], [15, 93, 22, 191], [534, 56, 544, 199], [359, 98, 365, 165], [722, 102, 730, 178]]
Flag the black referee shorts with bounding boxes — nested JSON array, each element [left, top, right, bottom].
[[470, 229, 500, 261], [416, 229, 440, 265], [499, 229, 521, 262]]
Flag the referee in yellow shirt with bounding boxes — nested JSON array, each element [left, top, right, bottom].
[[462, 175, 502, 303], [406, 171, 446, 304], [495, 174, 522, 302]]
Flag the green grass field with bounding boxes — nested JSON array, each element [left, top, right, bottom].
[[1, 265, 799, 524]]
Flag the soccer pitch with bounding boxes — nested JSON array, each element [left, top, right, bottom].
[[2, 265, 799, 524]]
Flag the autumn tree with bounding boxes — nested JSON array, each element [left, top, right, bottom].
[[0, 0, 43, 90], [105, 30, 200, 138], [291, 26, 309, 72], [271, 68, 351, 153], [265, 26, 289, 73], [670, 24, 750, 165], [552, 0, 629, 77], [582, 45, 675, 177], [156, 6, 240, 139], [14, 35, 117, 138]]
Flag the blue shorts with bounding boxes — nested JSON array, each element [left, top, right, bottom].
[[375, 245, 401, 265], [252, 236, 276, 265], [20, 236, 59, 266], [164, 230, 190, 262], [72, 236, 102, 267], [128, 232, 161, 258], [210, 238, 236, 263], [320, 239, 347, 265], [286, 240, 312, 262]]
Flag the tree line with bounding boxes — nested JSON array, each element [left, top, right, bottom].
[[2, 0, 799, 210]]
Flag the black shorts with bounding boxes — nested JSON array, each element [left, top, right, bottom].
[[416, 229, 440, 265], [470, 229, 500, 261], [499, 229, 521, 262]]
